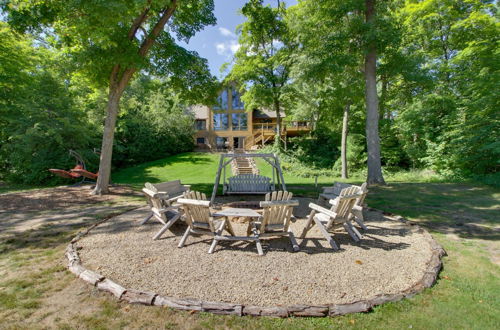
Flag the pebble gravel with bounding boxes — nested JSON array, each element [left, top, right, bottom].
[[78, 200, 433, 306]]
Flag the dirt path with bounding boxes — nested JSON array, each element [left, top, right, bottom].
[[0, 185, 143, 235]]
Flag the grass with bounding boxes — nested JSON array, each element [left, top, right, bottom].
[[0, 152, 499, 329], [111, 152, 449, 197]]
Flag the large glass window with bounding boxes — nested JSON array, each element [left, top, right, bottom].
[[213, 113, 228, 131], [231, 88, 244, 110], [213, 89, 228, 110], [232, 113, 248, 131], [194, 120, 206, 130]]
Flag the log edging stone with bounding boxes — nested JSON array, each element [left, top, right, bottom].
[[65, 208, 446, 318]]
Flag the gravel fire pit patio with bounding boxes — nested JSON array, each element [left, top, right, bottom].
[[66, 198, 445, 317]]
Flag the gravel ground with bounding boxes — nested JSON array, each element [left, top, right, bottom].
[[78, 200, 433, 306]]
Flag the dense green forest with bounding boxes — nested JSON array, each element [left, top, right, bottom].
[[0, 0, 498, 186], [0, 22, 196, 183]]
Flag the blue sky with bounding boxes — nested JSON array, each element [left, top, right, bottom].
[[177, 0, 297, 80]]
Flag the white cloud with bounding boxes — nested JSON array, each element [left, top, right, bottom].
[[218, 27, 236, 38], [215, 42, 227, 55], [215, 40, 240, 58]]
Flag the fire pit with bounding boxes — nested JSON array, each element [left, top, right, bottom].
[[223, 201, 261, 209], [213, 201, 262, 223]]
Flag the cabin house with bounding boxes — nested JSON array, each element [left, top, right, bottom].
[[192, 86, 311, 151]]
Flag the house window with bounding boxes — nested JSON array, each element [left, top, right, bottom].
[[213, 113, 228, 131], [213, 89, 228, 110], [216, 137, 228, 149], [195, 120, 206, 130], [232, 113, 247, 131], [196, 137, 205, 144], [231, 88, 244, 110]]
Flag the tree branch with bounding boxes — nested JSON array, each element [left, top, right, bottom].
[[128, 0, 152, 40], [138, 0, 178, 57]]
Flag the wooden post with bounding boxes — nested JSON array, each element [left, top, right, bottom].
[[261, 124, 264, 147], [274, 154, 287, 191], [271, 157, 276, 189], [223, 162, 226, 190], [211, 154, 225, 204]]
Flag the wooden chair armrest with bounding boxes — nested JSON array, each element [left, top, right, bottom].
[[308, 203, 337, 218], [143, 188, 169, 200], [142, 188, 156, 196], [167, 195, 184, 203], [328, 198, 339, 206]]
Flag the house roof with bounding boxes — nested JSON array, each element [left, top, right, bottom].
[[190, 105, 210, 120], [252, 108, 286, 119]]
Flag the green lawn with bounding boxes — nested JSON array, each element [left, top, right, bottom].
[[1, 152, 499, 329], [112, 152, 444, 197]]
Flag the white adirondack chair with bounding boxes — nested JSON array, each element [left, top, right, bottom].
[[250, 192, 300, 254], [177, 198, 236, 254], [300, 186, 362, 250], [141, 180, 190, 223], [245, 190, 294, 236], [141, 181, 189, 240], [319, 182, 368, 230]]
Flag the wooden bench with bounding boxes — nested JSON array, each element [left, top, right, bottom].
[[141, 180, 191, 240], [223, 174, 272, 194]]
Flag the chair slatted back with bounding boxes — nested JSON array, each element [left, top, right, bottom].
[[259, 199, 299, 232], [356, 182, 368, 206], [177, 198, 214, 231], [326, 186, 360, 228], [332, 182, 352, 196], [265, 190, 293, 201], [329, 182, 368, 206], [183, 190, 207, 200]]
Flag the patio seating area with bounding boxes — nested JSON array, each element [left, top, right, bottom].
[[62, 152, 446, 316], [71, 185, 443, 314]]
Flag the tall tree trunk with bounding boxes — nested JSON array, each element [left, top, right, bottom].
[[274, 99, 282, 149], [93, 68, 135, 194], [92, 2, 178, 194], [93, 91, 121, 195], [365, 0, 385, 185], [341, 102, 350, 179]]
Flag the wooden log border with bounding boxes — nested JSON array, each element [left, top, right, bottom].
[[66, 208, 446, 318]]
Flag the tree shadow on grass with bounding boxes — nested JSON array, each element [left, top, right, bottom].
[[0, 204, 141, 255], [367, 182, 500, 241]]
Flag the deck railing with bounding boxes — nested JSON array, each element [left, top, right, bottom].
[[252, 122, 311, 132]]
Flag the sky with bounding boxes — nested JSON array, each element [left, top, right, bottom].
[[177, 0, 297, 80]]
